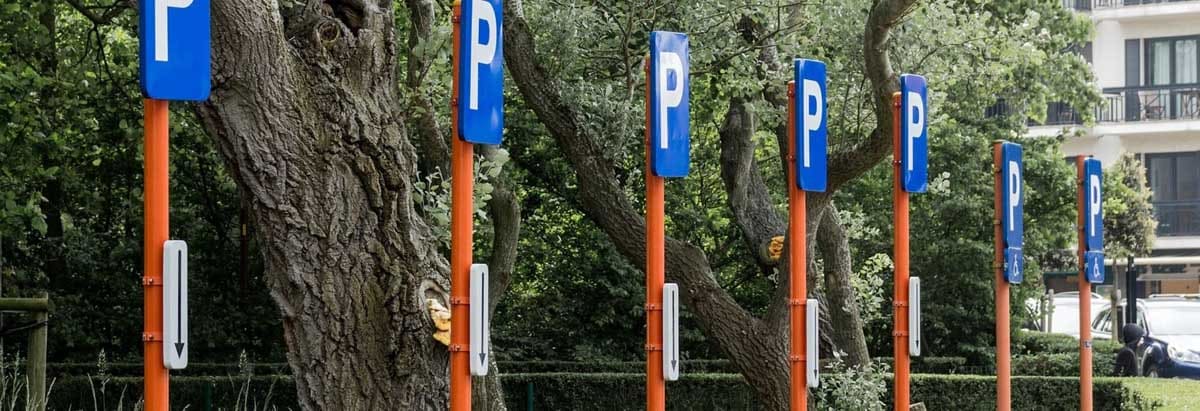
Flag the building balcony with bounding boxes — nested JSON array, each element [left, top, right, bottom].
[[1099, 84, 1200, 123], [1155, 200, 1200, 237], [1067, 0, 1200, 21]]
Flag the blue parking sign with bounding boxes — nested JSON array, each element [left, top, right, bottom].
[[794, 59, 827, 192], [458, 0, 504, 144], [649, 31, 690, 178], [1001, 143, 1023, 249], [1004, 247, 1023, 284], [139, 0, 211, 101], [1083, 158, 1103, 251], [1085, 251, 1105, 283], [900, 74, 928, 193]]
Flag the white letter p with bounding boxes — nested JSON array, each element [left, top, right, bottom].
[[155, 0, 195, 62], [1089, 174, 1101, 236], [802, 79, 823, 167], [906, 92, 925, 171], [657, 52, 684, 149], [469, 0, 497, 110], [1008, 161, 1020, 231]]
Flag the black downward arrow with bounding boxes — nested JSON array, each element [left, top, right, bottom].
[[480, 284, 488, 362], [174, 249, 185, 357]]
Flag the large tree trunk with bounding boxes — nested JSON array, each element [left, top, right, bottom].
[[196, 1, 454, 409], [816, 203, 872, 366]]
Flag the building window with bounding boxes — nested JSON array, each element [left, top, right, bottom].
[[1147, 37, 1200, 86], [1145, 152, 1200, 236]]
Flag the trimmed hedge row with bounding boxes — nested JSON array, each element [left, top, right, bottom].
[[501, 373, 1156, 410], [44, 373, 1155, 410], [906, 374, 1157, 411], [496, 360, 738, 374]]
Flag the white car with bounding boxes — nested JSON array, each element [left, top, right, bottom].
[[1029, 291, 1109, 338]]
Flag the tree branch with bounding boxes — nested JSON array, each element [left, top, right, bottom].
[[825, 0, 919, 190], [717, 96, 786, 267]]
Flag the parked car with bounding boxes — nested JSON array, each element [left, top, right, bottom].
[[1091, 297, 1200, 379], [1034, 291, 1108, 338]]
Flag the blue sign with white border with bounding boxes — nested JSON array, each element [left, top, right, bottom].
[[1083, 158, 1103, 251], [139, 0, 211, 101], [649, 31, 690, 178], [1001, 143, 1023, 249], [458, 0, 504, 144], [794, 59, 827, 192], [900, 74, 928, 193], [1085, 250, 1105, 283], [1004, 247, 1023, 284]]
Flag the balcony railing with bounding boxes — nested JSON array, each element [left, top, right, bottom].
[[1101, 84, 1200, 122], [1075, 0, 1196, 10], [1154, 200, 1200, 237], [985, 100, 1085, 127]]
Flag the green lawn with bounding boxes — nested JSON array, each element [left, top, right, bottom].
[[1124, 377, 1200, 410]]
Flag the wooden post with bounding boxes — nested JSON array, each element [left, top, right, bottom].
[[28, 308, 47, 411]]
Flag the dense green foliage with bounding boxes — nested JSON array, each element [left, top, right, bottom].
[[0, 2, 283, 362], [0, 2, 1157, 407]]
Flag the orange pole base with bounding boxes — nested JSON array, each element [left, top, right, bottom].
[[993, 142, 1011, 411], [787, 81, 809, 410], [1077, 156, 1093, 411], [143, 98, 170, 411], [450, 3, 473, 410], [891, 92, 911, 411], [644, 57, 666, 411]]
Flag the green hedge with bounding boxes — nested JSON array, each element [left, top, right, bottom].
[[496, 360, 736, 374], [907, 374, 1157, 410], [43, 372, 1155, 410], [501, 373, 756, 410], [500, 373, 1156, 410]]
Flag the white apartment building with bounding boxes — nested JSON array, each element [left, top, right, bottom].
[[1033, 0, 1200, 296]]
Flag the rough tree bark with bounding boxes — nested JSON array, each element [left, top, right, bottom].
[[503, 0, 916, 408], [194, 0, 460, 409]]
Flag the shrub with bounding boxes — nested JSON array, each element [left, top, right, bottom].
[[496, 360, 736, 374], [500, 373, 755, 410], [908, 374, 1158, 411], [500, 372, 1156, 410]]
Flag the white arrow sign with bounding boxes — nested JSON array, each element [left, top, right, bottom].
[[163, 240, 188, 369], [470, 264, 490, 376], [806, 298, 819, 388], [663, 283, 680, 381], [909, 277, 922, 357]]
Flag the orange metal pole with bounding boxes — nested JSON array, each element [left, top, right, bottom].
[[993, 142, 1011, 411], [644, 57, 666, 411], [143, 98, 170, 411], [450, 3, 473, 410], [787, 81, 808, 410], [891, 92, 910, 411], [1077, 156, 1093, 411]]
